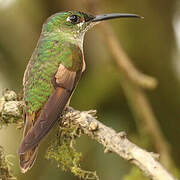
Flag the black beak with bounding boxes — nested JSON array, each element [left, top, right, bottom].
[[92, 13, 142, 22]]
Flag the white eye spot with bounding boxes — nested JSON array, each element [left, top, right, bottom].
[[66, 16, 71, 22]]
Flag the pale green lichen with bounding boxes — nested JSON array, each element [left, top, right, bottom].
[[46, 123, 99, 180]]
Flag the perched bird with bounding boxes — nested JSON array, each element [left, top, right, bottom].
[[18, 11, 141, 173]]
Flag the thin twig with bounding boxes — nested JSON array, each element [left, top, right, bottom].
[[99, 24, 157, 89]]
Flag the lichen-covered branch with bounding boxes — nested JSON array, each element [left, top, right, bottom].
[[63, 109, 176, 180], [0, 91, 177, 180]]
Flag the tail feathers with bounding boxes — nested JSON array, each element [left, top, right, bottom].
[[19, 146, 38, 173], [19, 112, 38, 173]]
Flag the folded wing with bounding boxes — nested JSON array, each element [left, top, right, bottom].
[[19, 64, 82, 154]]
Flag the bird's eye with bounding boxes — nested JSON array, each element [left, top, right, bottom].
[[68, 15, 81, 24]]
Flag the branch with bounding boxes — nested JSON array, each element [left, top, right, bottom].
[[0, 90, 177, 180]]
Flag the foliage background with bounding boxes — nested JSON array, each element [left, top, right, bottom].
[[0, 0, 180, 179]]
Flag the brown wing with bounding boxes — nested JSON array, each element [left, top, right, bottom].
[[19, 64, 82, 154]]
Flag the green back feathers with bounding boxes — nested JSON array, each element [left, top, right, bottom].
[[24, 33, 82, 113]]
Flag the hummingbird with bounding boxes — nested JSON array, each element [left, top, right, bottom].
[[18, 11, 141, 173]]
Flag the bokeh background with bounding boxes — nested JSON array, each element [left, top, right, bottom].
[[0, 0, 180, 179]]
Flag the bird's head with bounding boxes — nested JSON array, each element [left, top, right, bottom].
[[42, 11, 141, 45]]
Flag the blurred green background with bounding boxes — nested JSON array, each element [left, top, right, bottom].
[[0, 0, 180, 179]]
